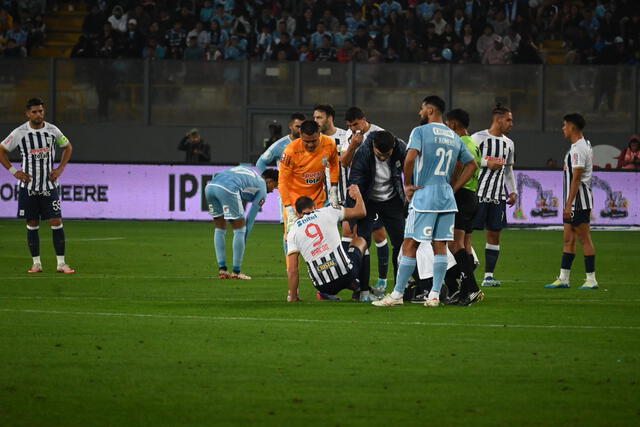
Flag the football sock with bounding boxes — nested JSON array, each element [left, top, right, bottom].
[[376, 239, 389, 280], [32, 256, 41, 264], [445, 264, 461, 294], [585, 255, 596, 281], [358, 250, 370, 291], [347, 246, 364, 289], [232, 226, 246, 273], [26, 225, 40, 258], [214, 228, 227, 268], [485, 243, 500, 275], [391, 256, 417, 299], [51, 224, 65, 259], [468, 252, 478, 272], [341, 237, 352, 253], [430, 254, 449, 296], [455, 249, 479, 294]]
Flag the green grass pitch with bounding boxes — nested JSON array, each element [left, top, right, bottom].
[[0, 220, 638, 426]]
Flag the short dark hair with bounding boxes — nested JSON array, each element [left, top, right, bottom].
[[290, 112, 306, 122], [563, 113, 586, 130], [300, 120, 319, 135], [26, 98, 44, 110], [492, 103, 511, 116], [345, 106, 365, 122], [295, 196, 315, 214], [262, 168, 279, 182], [314, 104, 335, 119], [422, 95, 445, 113], [446, 108, 470, 129], [372, 131, 395, 152]]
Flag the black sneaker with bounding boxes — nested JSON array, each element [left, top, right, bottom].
[[410, 291, 428, 304], [444, 290, 462, 305]]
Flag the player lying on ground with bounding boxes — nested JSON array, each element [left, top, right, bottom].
[[286, 185, 372, 302], [205, 167, 279, 280], [0, 97, 75, 274]]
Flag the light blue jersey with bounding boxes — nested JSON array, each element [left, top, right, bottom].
[[407, 122, 474, 212], [207, 166, 267, 236], [256, 135, 293, 172]]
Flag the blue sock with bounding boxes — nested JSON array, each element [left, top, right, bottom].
[[214, 228, 227, 268], [430, 254, 449, 295], [232, 226, 246, 273], [392, 256, 417, 296]]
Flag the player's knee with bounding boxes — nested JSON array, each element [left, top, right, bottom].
[[49, 218, 62, 227]]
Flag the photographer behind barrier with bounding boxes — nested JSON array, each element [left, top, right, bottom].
[[178, 128, 211, 164]]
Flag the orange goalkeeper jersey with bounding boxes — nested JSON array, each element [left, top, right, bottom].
[[278, 134, 340, 208]]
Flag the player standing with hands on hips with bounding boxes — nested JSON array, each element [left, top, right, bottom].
[[470, 104, 517, 287], [546, 114, 598, 290], [0, 98, 75, 274], [373, 96, 478, 308]]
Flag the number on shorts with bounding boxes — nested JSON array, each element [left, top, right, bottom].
[[305, 223, 324, 247]]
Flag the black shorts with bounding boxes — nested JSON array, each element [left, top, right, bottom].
[[372, 213, 384, 231], [454, 188, 479, 233], [472, 200, 506, 232], [564, 209, 591, 226], [314, 247, 363, 295], [18, 187, 62, 221]]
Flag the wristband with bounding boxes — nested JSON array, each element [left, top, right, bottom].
[[8, 166, 17, 175]]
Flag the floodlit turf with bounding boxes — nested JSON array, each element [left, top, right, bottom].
[[0, 220, 638, 426]]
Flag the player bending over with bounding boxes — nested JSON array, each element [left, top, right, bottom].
[[0, 97, 75, 274], [286, 185, 371, 302], [373, 95, 478, 308], [205, 167, 279, 279], [546, 113, 598, 290]]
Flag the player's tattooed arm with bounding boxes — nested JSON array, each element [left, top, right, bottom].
[[403, 148, 423, 202]]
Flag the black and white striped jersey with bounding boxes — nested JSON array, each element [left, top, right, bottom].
[[471, 129, 515, 202], [323, 127, 350, 204], [1, 121, 69, 192], [286, 206, 353, 287], [339, 123, 384, 204], [563, 138, 593, 211]]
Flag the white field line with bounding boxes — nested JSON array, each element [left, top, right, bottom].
[[0, 308, 639, 331], [1, 295, 639, 304]]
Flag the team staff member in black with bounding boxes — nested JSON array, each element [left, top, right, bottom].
[[178, 128, 211, 163], [0, 98, 75, 274], [348, 130, 407, 286]]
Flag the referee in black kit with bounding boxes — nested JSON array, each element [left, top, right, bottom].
[[348, 130, 407, 297]]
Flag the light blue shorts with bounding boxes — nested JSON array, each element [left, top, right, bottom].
[[205, 184, 244, 220], [404, 208, 455, 242]]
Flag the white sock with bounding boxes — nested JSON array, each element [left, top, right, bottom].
[[361, 290, 370, 298], [428, 290, 440, 300], [56, 255, 65, 265], [559, 269, 571, 281], [391, 290, 403, 299], [484, 272, 493, 279], [33, 256, 41, 264], [586, 272, 596, 282]]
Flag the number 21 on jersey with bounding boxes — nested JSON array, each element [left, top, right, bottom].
[[434, 148, 452, 176]]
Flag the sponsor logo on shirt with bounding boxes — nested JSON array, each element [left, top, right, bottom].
[[433, 127, 455, 138], [317, 259, 337, 271]]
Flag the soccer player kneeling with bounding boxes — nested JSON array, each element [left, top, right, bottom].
[[285, 185, 371, 302]]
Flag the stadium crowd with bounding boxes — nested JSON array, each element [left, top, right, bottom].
[[55, 0, 640, 64]]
